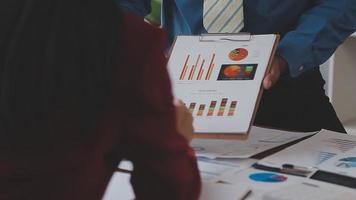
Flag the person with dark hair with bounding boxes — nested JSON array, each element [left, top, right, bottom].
[[0, 0, 201, 199]]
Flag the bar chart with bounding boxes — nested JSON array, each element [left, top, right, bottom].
[[187, 98, 238, 117], [179, 54, 216, 81]]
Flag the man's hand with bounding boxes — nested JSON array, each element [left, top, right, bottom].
[[174, 100, 194, 142], [263, 55, 288, 90]]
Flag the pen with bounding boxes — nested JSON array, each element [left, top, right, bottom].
[[282, 164, 311, 171], [253, 163, 311, 177], [240, 189, 252, 200], [282, 164, 312, 177]]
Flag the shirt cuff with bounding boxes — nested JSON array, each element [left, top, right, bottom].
[[276, 38, 317, 77]]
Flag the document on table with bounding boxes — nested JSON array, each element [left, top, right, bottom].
[[191, 126, 316, 159], [262, 181, 356, 200], [200, 182, 250, 200], [219, 168, 306, 200], [198, 157, 257, 182], [257, 129, 356, 169], [318, 148, 356, 178]]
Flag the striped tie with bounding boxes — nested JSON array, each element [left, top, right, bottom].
[[203, 0, 244, 33]]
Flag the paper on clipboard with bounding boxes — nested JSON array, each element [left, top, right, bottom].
[[167, 34, 279, 139]]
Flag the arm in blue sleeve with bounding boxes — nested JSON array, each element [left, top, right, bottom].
[[277, 0, 356, 77], [116, 0, 151, 17]]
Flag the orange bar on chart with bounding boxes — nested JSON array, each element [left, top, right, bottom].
[[197, 104, 206, 116], [179, 55, 190, 80], [217, 98, 228, 116], [188, 55, 201, 80], [228, 101, 237, 116], [207, 64, 215, 80], [197, 59, 205, 80], [205, 54, 216, 80], [188, 65, 195, 80], [207, 101, 217, 116], [198, 69, 204, 80]]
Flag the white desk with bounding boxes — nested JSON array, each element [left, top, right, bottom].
[[104, 163, 356, 200]]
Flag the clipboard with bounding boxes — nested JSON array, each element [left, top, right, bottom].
[[167, 33, 280, 140]]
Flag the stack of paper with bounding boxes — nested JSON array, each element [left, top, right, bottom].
[[257, 129, 356, 169], [191, 126, 316, 159]]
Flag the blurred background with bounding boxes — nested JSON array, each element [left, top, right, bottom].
[[320, 32, 356, 135]]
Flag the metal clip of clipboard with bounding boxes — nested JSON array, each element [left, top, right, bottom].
[[199, 32, 251, 42]]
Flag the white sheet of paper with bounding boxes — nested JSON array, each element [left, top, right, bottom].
[[258, 129, 356, 169], [191, 126, 316, 159], [167, 34, 277, 134], [318, 148, 356, 178], [262, 181, 356, 200], [198, 157, 257, 182], [219, 168, 305, 200], [200, 182, 250, 200]]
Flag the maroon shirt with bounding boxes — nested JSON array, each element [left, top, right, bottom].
[[0, 13, 201, 200]]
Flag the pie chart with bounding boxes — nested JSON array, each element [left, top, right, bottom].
[[249, 172, 288, 183], [229, 48, 248, 61]]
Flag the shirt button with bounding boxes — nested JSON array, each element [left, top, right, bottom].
[[299, 65, 304, 71]]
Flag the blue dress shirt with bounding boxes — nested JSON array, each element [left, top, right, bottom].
[[117, 0, 356, 77], [117, 0, 151, 17]]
